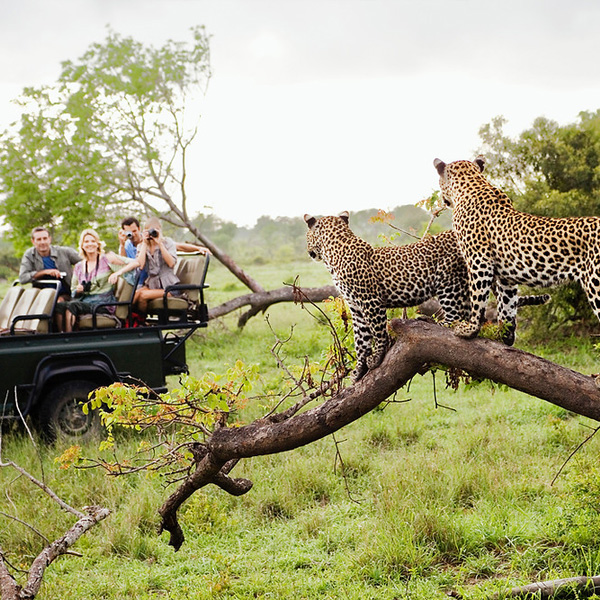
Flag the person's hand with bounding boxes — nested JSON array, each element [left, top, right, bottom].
[[108, 272, 119, 285], [37, 268, 61, 279], [118, 229, 128, 245], [75, 284, 84, 294]]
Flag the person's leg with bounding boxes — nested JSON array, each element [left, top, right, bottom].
[[65, 308, 77, 333], [134, 288, 169, 314]]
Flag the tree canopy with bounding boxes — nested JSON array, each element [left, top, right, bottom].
[[0, 27, 211, 252], [478, 110, 600, 218]]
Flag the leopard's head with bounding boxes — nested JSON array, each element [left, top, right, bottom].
[[433, 156, 486, 208], [304, 212, 350, 261]]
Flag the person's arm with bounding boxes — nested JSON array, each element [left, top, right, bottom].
[[136, 242, 148, 270], [158, 235, 177, 269], [68, 247, 81, 265], [106, 253, 140, 285], [118, 229, 128, 257], [19, 250, 60, 283]]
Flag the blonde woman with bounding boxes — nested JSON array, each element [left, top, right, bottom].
[[55, 228, 139, 332]]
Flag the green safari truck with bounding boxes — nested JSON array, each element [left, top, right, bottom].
[[0, 253, 209, 439]]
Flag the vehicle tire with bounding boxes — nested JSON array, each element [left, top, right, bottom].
[[37, 379, 103, 442]]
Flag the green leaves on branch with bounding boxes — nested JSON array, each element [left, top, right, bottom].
[[478, 110, 600, 218], [59, 362, 258, 477]]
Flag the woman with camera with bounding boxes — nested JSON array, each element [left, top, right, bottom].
[[133, 217, 180, 316], [55, 228, 139, 332]]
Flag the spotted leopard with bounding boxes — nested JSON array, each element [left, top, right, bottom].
[[434, 156, 600, 340], [305, 212, 548, 381]]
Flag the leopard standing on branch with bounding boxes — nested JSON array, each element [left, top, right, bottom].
[[304, 212, 549, 381], [434, 155, 600, 340]]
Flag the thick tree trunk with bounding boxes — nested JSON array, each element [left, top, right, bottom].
[[159, 319, 600, 549], [209, 284, 339, 326]]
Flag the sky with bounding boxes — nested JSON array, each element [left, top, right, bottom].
[[1, 0, 600, 227]]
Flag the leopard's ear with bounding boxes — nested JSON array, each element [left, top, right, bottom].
[[474, 155, 485, 172], [433, 158, 446, 176], [339, 211, 349, 224], [304, 214, 317, 229]]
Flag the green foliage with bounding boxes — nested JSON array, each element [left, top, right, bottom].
[[3, 290, 600, 598], [478, 111, 600, 337], [0, 237, 19, 280], [479, 111, 600, 217], [558, 459, 600, 546], [66, 362, 259, 477], [0, 27, 211, 251]]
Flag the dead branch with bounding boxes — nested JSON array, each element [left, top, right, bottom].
[[0, 507, 110, 600], [158, 319, 600, 550], [208, 284, 339, 327], [493, 574, 600, 598], [0, 400, 110, 599]]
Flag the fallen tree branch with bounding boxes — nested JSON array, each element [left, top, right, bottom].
[[208, 284, 339, 327], [1, 506, 111, 600], [159, 319, 600, 549], [493, 574, 600, 598], [1, 399, 111, 599]]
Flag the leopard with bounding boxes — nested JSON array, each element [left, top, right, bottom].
[[305, 212, 549, 381], [434, 155, 600, 340]]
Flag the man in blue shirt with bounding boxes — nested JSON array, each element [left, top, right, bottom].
[[118, 216, 147, 286], [19, 227, 80, 300]]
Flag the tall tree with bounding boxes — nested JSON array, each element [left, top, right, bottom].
[[479, 111, 600, 217], [0, 28, 263, 292]]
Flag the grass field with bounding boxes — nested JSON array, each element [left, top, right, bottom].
[[2, 260, 600, 599]]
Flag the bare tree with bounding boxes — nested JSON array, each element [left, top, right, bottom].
[[0, 415, 109, 599]]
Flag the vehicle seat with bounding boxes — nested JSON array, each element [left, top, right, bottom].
[[146, 253, 209, 324], [0, 286, 24, 330], [10, 287, 58, 334], [78, 274, 137, 330]]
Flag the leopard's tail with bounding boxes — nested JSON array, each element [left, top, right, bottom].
[[517, 294, 551, 308]]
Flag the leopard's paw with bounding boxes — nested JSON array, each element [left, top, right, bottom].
[[352, 362, 369, 382], [366, 350, 386, 370], [452, 321, 480, 339]]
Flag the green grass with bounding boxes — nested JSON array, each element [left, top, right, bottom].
[[3, 261, 600, 598]]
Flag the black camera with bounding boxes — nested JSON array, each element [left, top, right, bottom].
[[125, 231, 133, 239], [148, 228, 159, 238], [82, 281, 92, 293]]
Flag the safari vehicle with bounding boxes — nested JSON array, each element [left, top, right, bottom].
[[0, 253, 209, 440]]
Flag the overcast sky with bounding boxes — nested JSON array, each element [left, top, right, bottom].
[[2, 0, 600, 227]]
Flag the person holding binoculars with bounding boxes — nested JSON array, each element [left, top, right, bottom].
[[54, 228, 139, 332], [133, 217, 181, 316]]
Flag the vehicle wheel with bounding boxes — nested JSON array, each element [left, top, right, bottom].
[[37, 379, 103, 442]]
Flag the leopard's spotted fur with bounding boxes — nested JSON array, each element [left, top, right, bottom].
[[434, 156, 600, 340], [305, 212, 548, 380]]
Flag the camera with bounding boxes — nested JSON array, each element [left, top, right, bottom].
[[125, 231, 133, 239], [82, 281, 92, 293], [148, 228, 159, 239]]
